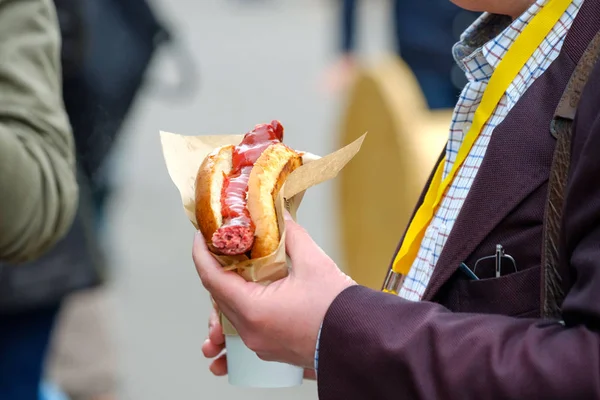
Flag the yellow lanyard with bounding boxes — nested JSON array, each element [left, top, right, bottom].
[[384, 0, 573, 295]]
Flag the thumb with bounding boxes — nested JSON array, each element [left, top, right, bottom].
[[283, 212, 325, 268], [192, 231, 250, 303]]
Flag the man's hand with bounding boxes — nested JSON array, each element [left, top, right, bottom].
[[201, 306, 317, 380], [202, 306, 227, 376], [193, 213, 356, 369]]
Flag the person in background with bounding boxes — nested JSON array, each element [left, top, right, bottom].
[[326, 0, 479, 109], [38, 2, 116, 398], [0, 0, 80, 398], [44, 0, 175, 399]]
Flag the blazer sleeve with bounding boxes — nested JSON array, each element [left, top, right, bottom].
[[0, 0, 78, 262], [316, 83, 600, 400]]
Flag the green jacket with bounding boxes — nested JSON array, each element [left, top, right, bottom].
[[0, 0, 78, 263]]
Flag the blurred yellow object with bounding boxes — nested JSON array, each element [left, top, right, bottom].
[[336, 56, 452, 290]]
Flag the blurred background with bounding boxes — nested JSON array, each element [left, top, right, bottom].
[[23, 0, 479, 399]]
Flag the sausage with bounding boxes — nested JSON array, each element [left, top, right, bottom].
[[195, 120, 301, 257], [211, 222, 255, 255], [211, 122, 283, 254]]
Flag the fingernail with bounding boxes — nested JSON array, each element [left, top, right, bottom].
[[283, 210, 293, 221]]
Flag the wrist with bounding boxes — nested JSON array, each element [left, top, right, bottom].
[[313, 279, 355, 372]]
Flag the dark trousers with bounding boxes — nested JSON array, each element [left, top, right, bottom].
[[0, 304, 61, 400]]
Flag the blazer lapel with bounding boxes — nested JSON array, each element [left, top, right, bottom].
[[421, 51, 575, 301]]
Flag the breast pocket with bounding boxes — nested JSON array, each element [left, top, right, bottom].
[[457, 266, 541, 318]]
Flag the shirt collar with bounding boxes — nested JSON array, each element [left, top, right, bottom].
[[452, 0, 549, 81]]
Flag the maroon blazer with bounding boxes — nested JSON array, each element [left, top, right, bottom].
[[317, 1, 600, 399]]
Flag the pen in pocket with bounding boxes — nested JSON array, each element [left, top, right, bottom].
[[459, 262, 480, 281]]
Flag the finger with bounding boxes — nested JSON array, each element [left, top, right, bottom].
[[283, 213, 328, 271], [208, 311, 225, 346], [304, 369, 317, 380], [209, 353, 228, 376], [283, 212, 312, 260], [202, 338, 225, 359], [211, 297, 244, 337], [210, 295, 219, 312], [192, 231, 251, 302], [192, 231, 226, 290], [208, 307, 220, 331]]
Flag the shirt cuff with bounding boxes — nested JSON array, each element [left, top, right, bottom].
[[314, 322, 323, 372]]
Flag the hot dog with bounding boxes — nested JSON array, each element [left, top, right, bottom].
[[195, 120, 302, 258]]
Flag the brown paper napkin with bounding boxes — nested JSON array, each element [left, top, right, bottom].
[[160, 130, 366, 334]]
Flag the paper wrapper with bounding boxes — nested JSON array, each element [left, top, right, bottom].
[[160, 130, 366, 334]]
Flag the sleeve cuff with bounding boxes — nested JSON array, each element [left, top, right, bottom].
[[314, 321, 323, 372]]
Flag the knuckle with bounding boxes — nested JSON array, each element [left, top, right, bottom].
[[245, 308, 266, 329], [198, 273, 212, 291], [196, 265, 213, 289]]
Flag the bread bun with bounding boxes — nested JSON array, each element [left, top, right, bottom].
[[247, 143, 302, 258], [195, 145, 233, 246], [194, 142, 301, 258]]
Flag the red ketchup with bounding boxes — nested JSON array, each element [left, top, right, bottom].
[[211, 120, 284, 255]]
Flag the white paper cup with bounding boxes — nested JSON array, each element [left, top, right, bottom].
[[225, 335, 304, 388]]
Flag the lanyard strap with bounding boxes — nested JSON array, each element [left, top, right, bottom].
[[384, 0, 573, 295]]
